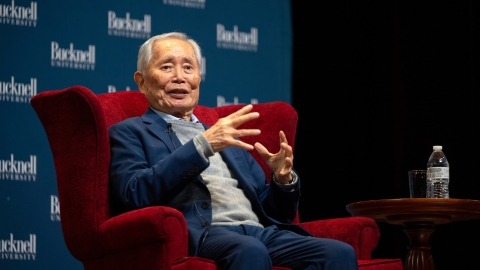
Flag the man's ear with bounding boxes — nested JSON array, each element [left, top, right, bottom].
[[134, 71, 145, 93]]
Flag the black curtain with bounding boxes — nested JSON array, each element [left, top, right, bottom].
[[291, 1, 480, 269]]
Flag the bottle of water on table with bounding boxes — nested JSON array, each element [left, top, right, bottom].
[[426, 145, 450, 198]]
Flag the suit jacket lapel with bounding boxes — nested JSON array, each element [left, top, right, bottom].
[[142, 108, 181, 152]]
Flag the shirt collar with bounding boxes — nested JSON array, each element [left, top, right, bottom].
[[150, 107, 200, 123]]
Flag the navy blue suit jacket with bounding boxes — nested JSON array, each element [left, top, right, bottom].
[[109, 108, 310, 255]]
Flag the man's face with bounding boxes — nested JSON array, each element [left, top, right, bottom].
[[135, 38, 201, 120]]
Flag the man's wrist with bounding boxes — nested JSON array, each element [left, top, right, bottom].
[[272, 172, 295, 185]]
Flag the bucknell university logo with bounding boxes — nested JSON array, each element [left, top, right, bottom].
[[0, 234, 37, 261], [0, 1, 38, 27], [216, 24, 258, 52], [108, 11, 151, 39], [0, 76, 37, 103], [51, 42, 96, 70], [0, 154, 37, 181]]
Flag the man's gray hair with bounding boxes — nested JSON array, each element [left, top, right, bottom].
[[137, 32, 202, 74]]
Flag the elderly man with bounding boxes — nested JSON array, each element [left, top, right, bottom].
[[108, 32, 358, 270]]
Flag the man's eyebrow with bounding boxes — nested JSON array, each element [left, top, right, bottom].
[[159, 56, 195, 62], [160, 56, 174, 62], [182, 56, 195, 63]]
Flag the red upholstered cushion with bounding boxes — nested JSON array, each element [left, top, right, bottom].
[[299, 216, 380, 260], [98, 206, 187, 254], [194, 105, 220, 126], [97, 90, 149, 127], [32, 86, 111, 260], [358, 259, 403, 270]]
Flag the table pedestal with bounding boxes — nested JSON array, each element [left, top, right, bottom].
[[403, 222, 434, 270]]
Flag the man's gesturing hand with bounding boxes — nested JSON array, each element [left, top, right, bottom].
[[204, 104, 261, 152], [254, 131, 294, 184]]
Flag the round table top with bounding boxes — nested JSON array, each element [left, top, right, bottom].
[[346, 198, 480, 225]]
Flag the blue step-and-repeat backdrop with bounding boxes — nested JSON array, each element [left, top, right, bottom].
[[0, 0, 292, 269]]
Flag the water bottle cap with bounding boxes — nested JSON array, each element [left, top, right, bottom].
[[433, 145, 442, 151]]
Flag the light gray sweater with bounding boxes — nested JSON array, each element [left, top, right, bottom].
[[167, 119, 263, 227]]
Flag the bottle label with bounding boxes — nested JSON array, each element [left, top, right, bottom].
[[427, 167, 449, 179]]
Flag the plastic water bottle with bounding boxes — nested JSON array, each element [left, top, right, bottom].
[[426, 145, 450, 198]]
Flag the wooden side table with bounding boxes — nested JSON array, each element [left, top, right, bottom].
[[346, 198, 480, 270]]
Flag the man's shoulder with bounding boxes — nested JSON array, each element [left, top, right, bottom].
[[109, 116, 144, 131], [110, 107, 157, 127]]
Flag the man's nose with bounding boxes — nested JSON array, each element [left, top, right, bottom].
[[172, 66, 185, 83]]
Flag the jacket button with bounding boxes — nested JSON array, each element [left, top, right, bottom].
[[201, 201, 209, 209], [202, 222, 210, 227]]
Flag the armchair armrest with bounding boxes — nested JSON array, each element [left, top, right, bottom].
[[299, 216, 380, 260], [98, 206, 188, 259]]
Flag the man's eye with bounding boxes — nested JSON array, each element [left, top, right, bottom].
[[161, 65, 172, 70], [184, 65, 193, 70]]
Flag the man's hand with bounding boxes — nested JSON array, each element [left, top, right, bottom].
[[204, 104, 261, 152], [254, 131, 294, 184]]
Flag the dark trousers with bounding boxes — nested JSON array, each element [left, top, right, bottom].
[[198, 224, 358, 270]]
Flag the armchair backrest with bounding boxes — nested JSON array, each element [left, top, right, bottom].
[[31, 86, 298, 262]]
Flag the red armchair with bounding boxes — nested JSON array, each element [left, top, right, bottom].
[[31, 86, 402, 270]]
